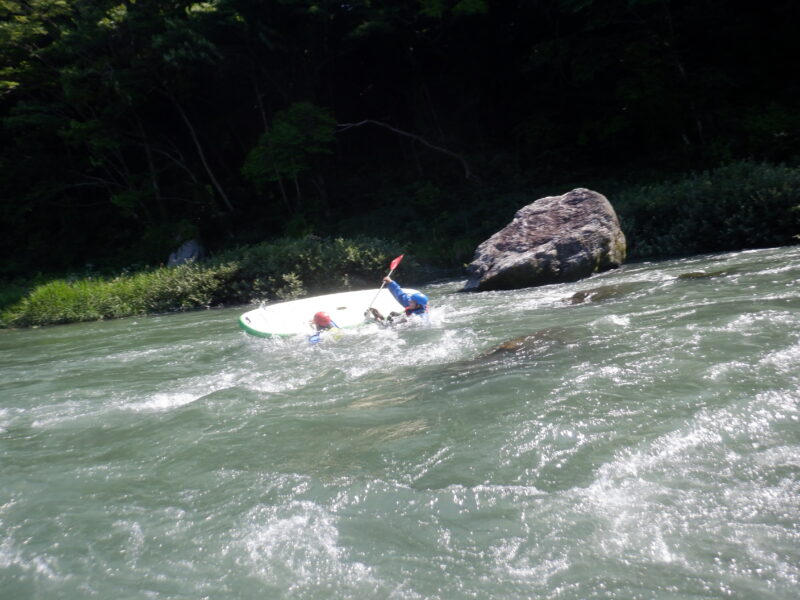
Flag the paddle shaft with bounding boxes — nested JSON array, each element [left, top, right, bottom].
[[366, 266, 397, 312], [366, 254, 404, 314]]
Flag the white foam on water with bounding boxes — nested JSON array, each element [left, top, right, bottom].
[[721, 312, 761, 332], [419, 329, 475, 364], [705, 360, 751, 381], [19, 361, 249, 430], [579, 389, 800, 577], [29, 398, 108, 430], [760, 341, 800, 376], [573, 365, 628, 387], [318, 320, 477, 379], [494, 552, 570, 586], [25, 372, 236, 428], [111, 519, 145, 565], [758, 263, 800, 276], [0, 533, 65, 582], [589, 314, 631, 330], [721, 309, 798, 333], [112, 341, 199, 363], [580, 475, 684, 565], [126, 391, 198, 412], [123, 369, 240, 412], [231, 501, 375, 594], [3, 246, 800, 598], [594, 390, 795, 484], [240, 370, 312, 394], [441, 302, 484, 321]]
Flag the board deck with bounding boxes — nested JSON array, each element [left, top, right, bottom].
[[238, 287, 413, 338]]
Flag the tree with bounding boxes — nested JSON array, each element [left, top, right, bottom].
[[242, 101, 336, 217]]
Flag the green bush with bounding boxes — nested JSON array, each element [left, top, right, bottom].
[[1, 236, 407, 328], [211, 235, 407, 303], [0, 279, 42, 312], [1, 262, 238, 328], [615, 161, 800, 258]]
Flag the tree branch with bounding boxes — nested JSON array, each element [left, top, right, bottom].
[[163, 87, 235, 212], [336, 119, 473, 180]]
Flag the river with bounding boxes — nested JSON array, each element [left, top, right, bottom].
[[1, 246, 799, 599]]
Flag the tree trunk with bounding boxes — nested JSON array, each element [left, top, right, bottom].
[[136, 114, 165, 219], [165, 88, 235, 212]]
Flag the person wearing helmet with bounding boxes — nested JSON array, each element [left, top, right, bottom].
[[312, 311, 335, 330], [309, 311, 338, 344], [382, 276, 429, 318]]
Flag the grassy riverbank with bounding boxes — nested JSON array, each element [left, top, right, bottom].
[[0, 237, 406, 328], [2, 162, 798, 329]]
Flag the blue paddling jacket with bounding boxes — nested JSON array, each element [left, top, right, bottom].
[[387, 281, 429, 317]]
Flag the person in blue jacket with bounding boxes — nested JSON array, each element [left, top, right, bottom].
[[382, 276, 429, 319]]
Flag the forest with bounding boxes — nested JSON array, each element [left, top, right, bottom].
[[1, 0, 799, 282]]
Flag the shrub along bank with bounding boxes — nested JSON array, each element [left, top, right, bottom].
[[329, 161, 800, 267], [1, 237, 405, 328], [2, 161, 798, 328], [615, 161, 800, 258]]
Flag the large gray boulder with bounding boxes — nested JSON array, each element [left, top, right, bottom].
[[464, 188, 626, 291]]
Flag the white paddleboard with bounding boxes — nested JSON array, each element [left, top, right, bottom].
[[238, 287, 415, 338]]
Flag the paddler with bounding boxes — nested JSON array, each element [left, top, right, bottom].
[[374, 276, 429, 323], [309, 311, 338, 344]]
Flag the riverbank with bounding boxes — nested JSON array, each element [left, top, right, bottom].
[[3, 161, 798, 329], [0, 237, 412, 328]]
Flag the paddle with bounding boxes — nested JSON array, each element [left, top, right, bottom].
[[366, 254, 404, 316]]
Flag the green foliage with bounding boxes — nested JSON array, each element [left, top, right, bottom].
[[740, 103, 800, 163], [615, 162, 800, 258], [419, 0, 487, 18], [242, 102, 336, 189], [1, 235, 407, 327], [273, 272, 306, 301], [1, 262, 239, 328], [0, 279, 38, 312], [1, 0, 799, 282], [211, 235, 407, 303]]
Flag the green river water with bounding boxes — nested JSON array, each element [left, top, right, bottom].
[[1, 246, 799, 599]]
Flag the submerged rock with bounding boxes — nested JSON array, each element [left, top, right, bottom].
[[677, 270, 731, 280], [566, 281, 649, 305], [464, 188, 626, 292], [475, 327, 576, 361]]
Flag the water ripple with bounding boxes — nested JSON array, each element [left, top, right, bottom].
[[2, 246, 800, 598]]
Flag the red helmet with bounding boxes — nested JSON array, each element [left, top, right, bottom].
[[313, 311, 332, 327]]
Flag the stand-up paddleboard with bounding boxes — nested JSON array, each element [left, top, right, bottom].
[[238, 287, 416, 338]]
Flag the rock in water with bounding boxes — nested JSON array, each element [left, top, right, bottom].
[[167, 239, 205, 267], [565, 281, 648, 305], [464, 188, 626, 291]]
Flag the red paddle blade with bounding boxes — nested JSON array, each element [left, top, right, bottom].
[[389, 254, 404, 271]]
